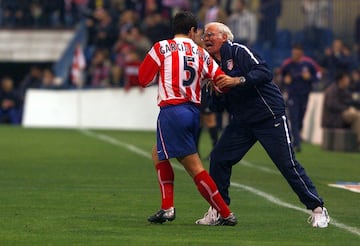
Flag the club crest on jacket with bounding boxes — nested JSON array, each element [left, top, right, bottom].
[[226, 59, 233, 70]]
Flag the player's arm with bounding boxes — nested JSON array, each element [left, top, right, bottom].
[[138, 48, 160, 87], [201, 52, 232, 92]]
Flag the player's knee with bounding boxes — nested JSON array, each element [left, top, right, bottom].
[[151, 145, 160, 164]]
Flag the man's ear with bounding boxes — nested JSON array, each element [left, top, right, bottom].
[[222, 33, 228, 42], [189, 27, 197, 39]]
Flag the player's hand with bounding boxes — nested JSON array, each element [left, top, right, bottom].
[[283, 74, 292, 85], [302, 70, 311, 80]]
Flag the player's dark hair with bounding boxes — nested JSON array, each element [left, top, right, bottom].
[[172, 11, 198, 35], [292, 43, 304, 50]]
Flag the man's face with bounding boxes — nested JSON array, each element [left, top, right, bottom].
[[340, 75, 351, 89], [202, 24, 227, 57], [291, 48, 303, 62]]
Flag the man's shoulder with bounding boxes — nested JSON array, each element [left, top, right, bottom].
[[223, 41, 247, 55]]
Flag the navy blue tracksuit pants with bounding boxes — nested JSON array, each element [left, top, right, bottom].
[[209, 115, 324, 210]]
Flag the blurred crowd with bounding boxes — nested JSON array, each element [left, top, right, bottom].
[[0, 0, 87, 28], [1, 0, 360, 132], [77, 0, 360, 91]]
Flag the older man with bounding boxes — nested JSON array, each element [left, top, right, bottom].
[[195, 22, 330, 228]]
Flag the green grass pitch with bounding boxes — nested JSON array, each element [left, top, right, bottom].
[[0, 126, 359, 245]]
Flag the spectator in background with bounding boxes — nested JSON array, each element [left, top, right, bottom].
[[0, 2, 2, 26], [113, 42, 136, 87], [44, 0, 83, 27], [143, 11, 172, 43], [355, 5, 360, 63], [258, 0, 282, 49], [227, 0, 257, 46], [40, 68, 59, 89], [123, 25, 152, 59], [342, 43, 359, 72], [111, 63, 123, 88], [319, 39, 353, 86], [1, 0, 30, 27], [135, 0, 164, 20], [19, 66, 43, 101], [87, 49, 112, 87], [112, 11, 140, 87], [108, 0, 126, 18], [322, 72, 360, 150], [44, 0, 64, 27], [281, 44, 321, 152], [87, 0, 112, 11], [0, 77, 21, 124], [350, 68, 360, 93], [63, 0, 83, 26], [123, 50, 143, 92], [197, 0, 227, 25], [85, 7, 117, 59], [302, 0, 332, 58], [0, 0, 81, 28], [29, 1, 46, 27], [92, 8, 117, 51], [117, 9, 138, 36]]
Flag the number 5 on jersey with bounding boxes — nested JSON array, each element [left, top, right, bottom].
[[183, 56, 195, 86]]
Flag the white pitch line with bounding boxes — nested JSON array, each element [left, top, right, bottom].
[[79, 129, 360, 237], [231, 183, 360, 236], [80, 129, 151, 159]]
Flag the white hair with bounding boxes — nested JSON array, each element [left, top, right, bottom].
[[204, 22, 234, 42]]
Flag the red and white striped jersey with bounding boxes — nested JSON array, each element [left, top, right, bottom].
[[138, 37, 224, 107]]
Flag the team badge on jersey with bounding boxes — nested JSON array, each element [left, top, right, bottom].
[[226, 59, 234, 70]]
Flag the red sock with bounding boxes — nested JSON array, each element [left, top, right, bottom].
[[155, 161, 174, 210], [194, 170, 231, 218]]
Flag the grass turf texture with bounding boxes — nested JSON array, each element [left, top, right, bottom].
[[0, 126, 359, 245]]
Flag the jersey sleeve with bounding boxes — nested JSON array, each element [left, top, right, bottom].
[[138, 45, 161, 87], [201, 49, 224, 81]]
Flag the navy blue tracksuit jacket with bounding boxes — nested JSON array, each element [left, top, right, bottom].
[[208, 41, 324, 210]]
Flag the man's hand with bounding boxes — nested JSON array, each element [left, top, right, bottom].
[[214, 75, 241, 88]]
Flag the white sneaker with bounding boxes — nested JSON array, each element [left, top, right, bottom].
[[308, 207, 330, 228], [195, 207, 220, 225]]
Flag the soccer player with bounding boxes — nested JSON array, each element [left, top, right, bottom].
[[280, 43, 321, 152], [195, 22, 330, 228], [138, 12, 237, 226]]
